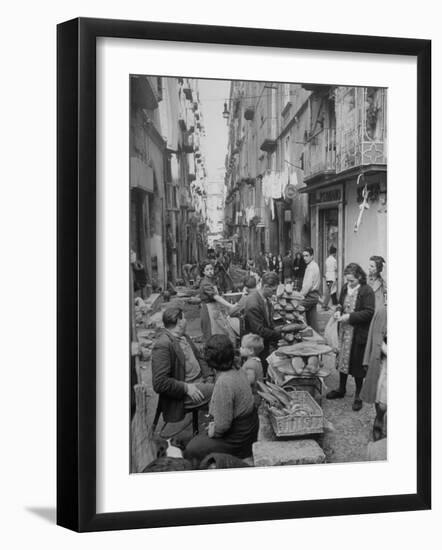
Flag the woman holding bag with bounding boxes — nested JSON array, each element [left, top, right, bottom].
[[326, 263, 375, 411]]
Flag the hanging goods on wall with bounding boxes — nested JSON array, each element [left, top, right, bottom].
[[354, 173, 370, 233]]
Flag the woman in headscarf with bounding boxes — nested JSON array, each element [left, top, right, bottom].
[[368, 255, 387, 311], [326, 263, 375, 411]]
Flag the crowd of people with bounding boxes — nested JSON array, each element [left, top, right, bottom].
[[147, 245, 388, 468]]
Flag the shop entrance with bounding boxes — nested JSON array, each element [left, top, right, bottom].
[[318, 207, 339, 278]]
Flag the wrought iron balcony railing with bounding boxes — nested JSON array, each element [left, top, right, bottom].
[[259, 116, 277, 153], [335, 87, 387, 173]]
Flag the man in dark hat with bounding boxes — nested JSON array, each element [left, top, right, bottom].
[[152, 304, 214, 424]]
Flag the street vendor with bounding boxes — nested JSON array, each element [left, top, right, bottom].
[[151, 305, 214, 425], [299, 247, 321, 332], [229, 276, 257, 317], [199, 261, 237, 346], [244, 271, 293, 374]]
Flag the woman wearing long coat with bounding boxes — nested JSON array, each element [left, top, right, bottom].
[[360, 304, 387, 440], [326, 263, 375, 411]]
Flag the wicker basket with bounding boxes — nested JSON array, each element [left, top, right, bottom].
[[268, 391, 324, 437], [282, 376, 323, 405]]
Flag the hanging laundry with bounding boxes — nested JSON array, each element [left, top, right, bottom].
[[289, 169, 299, 187], [271, 171, 282, 199]]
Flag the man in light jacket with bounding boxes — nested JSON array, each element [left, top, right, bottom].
[[322, 245, 338, 310], [300, 247, 321, 332]]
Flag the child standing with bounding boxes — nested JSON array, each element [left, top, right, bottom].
[[240, 334, 265, 407]]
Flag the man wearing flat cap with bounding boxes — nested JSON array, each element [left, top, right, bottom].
[[152, 304, 214, 424]]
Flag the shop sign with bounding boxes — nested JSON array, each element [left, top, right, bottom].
[[312, 187, 342, 204], [284, 184, 297, 200]]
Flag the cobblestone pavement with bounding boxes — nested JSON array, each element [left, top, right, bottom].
[[138, 300, 377, 463]]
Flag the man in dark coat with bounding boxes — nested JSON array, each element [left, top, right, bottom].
[[244, 271, 288, 374], [282, 251, 294, 283], [255, 251, 268, 277], [152, 305, 214, 424]]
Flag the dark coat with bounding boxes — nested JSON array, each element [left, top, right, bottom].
[[244, 291, 280, 368], [256, 255, 268, 276], [360, 306, 387, 403], [293, 257, 306, 279], [151, 330, 213, 423], [337, 283, 375, 378], [282, 255, 294, 279]]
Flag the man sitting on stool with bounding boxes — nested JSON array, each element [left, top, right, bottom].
[[152, 305, 214, 426]]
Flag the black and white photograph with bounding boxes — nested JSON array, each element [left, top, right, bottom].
[[129, 76, 388, 473]]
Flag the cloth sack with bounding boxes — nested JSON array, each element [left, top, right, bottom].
[[324, 315, 340, 351]]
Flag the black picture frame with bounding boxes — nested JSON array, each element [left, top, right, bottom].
[[57, 17, 431, 532]]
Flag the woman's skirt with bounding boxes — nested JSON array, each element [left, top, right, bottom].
[[184, 408, 259, 463], [337, 323, 354, 375]]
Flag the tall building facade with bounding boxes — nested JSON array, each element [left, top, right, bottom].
[[223, 80, 310, 263], [300, 84, 387, 290], [224, 80, 387, 287], [130, 75, 209, 291]]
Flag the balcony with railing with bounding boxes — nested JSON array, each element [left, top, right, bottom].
[[259, 116, 277, 153], [335, 87, 387, 173], [304, 128, 337, 181]]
